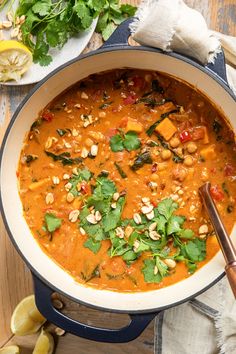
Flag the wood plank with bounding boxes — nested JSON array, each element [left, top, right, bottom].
[[1, 0, 234, 353]]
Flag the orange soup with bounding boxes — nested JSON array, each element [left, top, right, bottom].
[[18, 70, 236, 292]]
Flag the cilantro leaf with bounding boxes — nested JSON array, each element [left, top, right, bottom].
[[166, 215, 185, 235], [32, 1, 51, 17], [120, 4, 137, 16], [142, 259, 162, 283], [184, 239, 206, 262], [84, 238, 101, 254], [110, 134, 124, 152], [103, 197, 125, 232], [178, 229, 195, 239], [157, 198, 178, 220], [44, 213, 62, 233], [123, 131, 141, 151], [155, 256, 169, 278], [96, 177, 117, 197]]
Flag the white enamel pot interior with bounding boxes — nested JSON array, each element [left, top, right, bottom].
[[1, 46, 236, 314]]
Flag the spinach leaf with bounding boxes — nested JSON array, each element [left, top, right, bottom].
[[130, 151, 153, 171], [81, 265, 101, 282], [114, 162, 127, 178], [45, 151, 82, 165]]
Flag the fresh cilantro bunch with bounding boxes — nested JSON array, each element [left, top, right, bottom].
[[96, 0, 137, 40], [16, 0, 137, 66]]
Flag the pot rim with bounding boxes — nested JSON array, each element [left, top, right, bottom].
[[0, 45, 233, 314]]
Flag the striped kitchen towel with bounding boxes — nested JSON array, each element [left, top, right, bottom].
[[154, 277, 236, 354]]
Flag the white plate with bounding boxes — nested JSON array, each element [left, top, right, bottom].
[[0, 2, 97, 85]]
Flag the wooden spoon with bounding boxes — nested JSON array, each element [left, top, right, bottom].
[[199, 182, 236, 298]]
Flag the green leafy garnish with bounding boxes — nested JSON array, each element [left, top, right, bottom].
[[142, 259, 162, 283], [110, 131, 141, 152], [84, 238, 101, 254], [68, 168, 92, 196], [44, 213, 62, 233], [96, 1, 137, 40], [16, 0, 136, 65]]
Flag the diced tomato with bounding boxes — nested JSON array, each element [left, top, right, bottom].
[[81, 182, 89, 195], [123, 95, 136, 105], [42, 110, 54, 122], [179, 130, 192, 143], [107, 128, 118, 137], [224, 163, 235, 177], [210, 167, 217, 174], [192, 126, 205, 141], [151, 163, 158, 173], [210, 185, 224, 202], [119, 117, 128, 128], [152, 200, 158, 207], [132, 76, 145, 89]]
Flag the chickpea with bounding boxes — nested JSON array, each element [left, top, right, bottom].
[[184, 155, 194, 167], [172, 167, 187, 182], [170, 137, 180, 148], [160, 149, 172, 160], [186, 142, 197, 154]]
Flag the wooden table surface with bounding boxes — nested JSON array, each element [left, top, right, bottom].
[[1, 1, 236, 353]]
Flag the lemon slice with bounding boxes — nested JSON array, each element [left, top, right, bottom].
[[0, 346, 20, 354], [10, 295, 46, 336], [0, 40, 32, 82], [33, 330, 54, 354]]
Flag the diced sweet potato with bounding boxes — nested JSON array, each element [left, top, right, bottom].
[[159, 101, 176, 113], [125, 119, 143, 134], [29, 177, 51, 191], [200, 145, 216, 160], [155, 118, 177, 141], [202, 126, 209, 144]]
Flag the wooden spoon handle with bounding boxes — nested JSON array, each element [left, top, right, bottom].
[[225, 262, 236, 298]]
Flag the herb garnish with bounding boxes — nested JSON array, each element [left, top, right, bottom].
[[16, 0, 136, 65], [44, 213, 62, 233], [68, 168, 93, 196], [110, 131, 141, 152]]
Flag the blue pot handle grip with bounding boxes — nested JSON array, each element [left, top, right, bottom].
[[102, 17, 228, 84], [33, 275, 157, 343]]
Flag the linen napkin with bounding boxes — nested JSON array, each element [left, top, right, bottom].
[[130, 1, 236, 353], [130, 0, 236, 95]]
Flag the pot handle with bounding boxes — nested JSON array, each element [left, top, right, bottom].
[[102, 18, 228, 84], [33, 275, 156, 343]]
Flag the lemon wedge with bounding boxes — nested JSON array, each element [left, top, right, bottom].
[[10, 295, 46, 336], [0, 40, 32, 82], [33, 330, 54, 354], [0, 346, 20, 354]]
